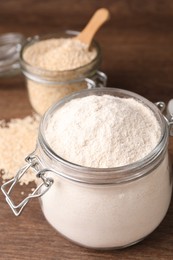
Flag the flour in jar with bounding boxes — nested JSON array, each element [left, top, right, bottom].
[[22, 37, 98, 115], [23, 38, 97, 71], [45, 95, 161, 168]]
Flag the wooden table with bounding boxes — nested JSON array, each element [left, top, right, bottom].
[[0, 1, 173, 259]]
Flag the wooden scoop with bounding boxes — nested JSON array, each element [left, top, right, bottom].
[[74, 8, 110, 48]]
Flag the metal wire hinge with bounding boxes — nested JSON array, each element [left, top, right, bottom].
[[155, 101, 166, 113], [1, 155, 54, 216], [167, 99, 173, 136], [155, 100, 173, 136], [95, 71, 107, 88], [85, 70, 107, 89]]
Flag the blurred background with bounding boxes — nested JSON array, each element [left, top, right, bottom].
[[0, 0, 173, 104]]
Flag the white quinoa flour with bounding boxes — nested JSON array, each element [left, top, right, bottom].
[[41, 94, 172, 248], [45, 95, 161, 167]]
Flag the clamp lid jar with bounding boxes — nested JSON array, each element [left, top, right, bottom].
[[20, 30, 107, 115], [1, 88, 173, 249]]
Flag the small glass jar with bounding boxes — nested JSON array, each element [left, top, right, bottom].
[[1, 88, 173, 249], [20, 31, 107, 115]]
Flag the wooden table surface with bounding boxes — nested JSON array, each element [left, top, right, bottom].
[[0, 0, 173, 259]]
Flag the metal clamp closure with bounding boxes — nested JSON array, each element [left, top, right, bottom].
[[155, 101, 166, 113], [155, 100, 173, 136], [1, 155, 54, 216], [95, 70, 107, 88], [166, 99, 173, 136], [168, 116, 173, 136], [85, 78, 96, 89], [85, 70, 107, 89]]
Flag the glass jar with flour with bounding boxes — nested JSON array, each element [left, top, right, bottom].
[[20, 31, 106, 115], [1, 88, 173, 249]]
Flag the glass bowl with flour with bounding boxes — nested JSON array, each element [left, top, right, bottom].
[[20, 31, 106, 115], [2, 88, 172, 249]]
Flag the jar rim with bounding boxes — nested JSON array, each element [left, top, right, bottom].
[[38, 88, 168, 184], [19, 30, 101, 83]]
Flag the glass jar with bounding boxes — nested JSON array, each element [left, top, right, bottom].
[[20, 30, 107, 115], [1, 88, 173, 249]]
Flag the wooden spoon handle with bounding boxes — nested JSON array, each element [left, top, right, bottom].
[[75, 8, 110, 47]]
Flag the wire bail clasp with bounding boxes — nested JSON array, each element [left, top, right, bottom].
[[85, 70, 107, 89], [155, 100, 173, 136], [166, 99, 173, 136], [1, 154, 54, 216]]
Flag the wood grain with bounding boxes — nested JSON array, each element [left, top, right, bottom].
[[0, 0, 173, 259]]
